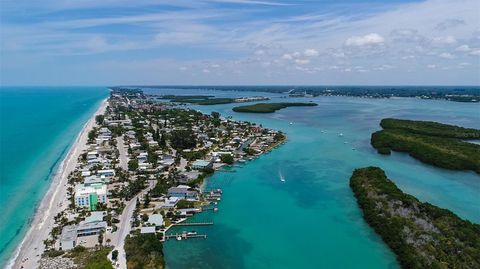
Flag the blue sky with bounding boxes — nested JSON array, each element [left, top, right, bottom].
[[0, 0, 479, 85]]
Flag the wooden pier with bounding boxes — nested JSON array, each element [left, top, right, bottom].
[[217, 169, 236, 173], [165, 233, 208, 240], [173, 221, 214, 226], [201, 207, 218, 212]]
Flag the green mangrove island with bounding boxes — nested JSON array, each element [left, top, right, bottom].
[[232, 102, 318, 113], [371, 118, 480, 173], [350, 167, 480, 269]]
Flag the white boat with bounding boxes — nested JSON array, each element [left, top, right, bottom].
[[176, 236, 182, 241], [289, 122, 293, 125], [339, 133, 344, 136], [279, 170, 286, 182]]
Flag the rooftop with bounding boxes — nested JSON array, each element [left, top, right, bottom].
[[140, 226, 156, 234]]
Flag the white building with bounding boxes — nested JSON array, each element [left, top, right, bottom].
[[75, 183, 107, 210]]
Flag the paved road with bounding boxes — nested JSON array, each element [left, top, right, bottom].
[[116, 136, 128, 170], [109, 180, 156, 268]]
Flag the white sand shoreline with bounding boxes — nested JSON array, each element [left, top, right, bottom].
[[6, 98, 108, 269]]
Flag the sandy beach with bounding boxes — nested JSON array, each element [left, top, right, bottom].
[[7, 98, 108, 269]]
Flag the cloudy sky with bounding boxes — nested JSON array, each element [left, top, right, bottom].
[[0, 0, 479, 85]]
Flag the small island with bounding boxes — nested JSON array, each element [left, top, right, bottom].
[[232, 102, 318, 113], [350, 167, 480, 269], [371, 118, 480, 173]]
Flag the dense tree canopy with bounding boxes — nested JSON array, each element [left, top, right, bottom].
[[125, 234, 164, 269], [170, 129, 196, 149], [350, 167, 480, 269], [371, 118, 480, 173]]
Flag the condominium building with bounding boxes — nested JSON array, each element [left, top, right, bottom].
[[74, 182, 107, 210]]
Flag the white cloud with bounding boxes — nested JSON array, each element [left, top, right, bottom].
[[439, 52, 455, 59], [282, 53, 293, 60], [427, 64, 437, 69], [345, 33, 385, 46], [304, 49, 319, 57], [435, 18, 465, 31], [401, 55, 415, 60], [295, 59, 310, 65], [86, 36, 108, 52], [431, 36, 457, 45], [2, 0, 480, 85], [470, 49, 480, 56], [455, 44, 471, 52]]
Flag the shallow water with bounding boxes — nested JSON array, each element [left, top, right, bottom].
[[0, 87, 108, 267], [145, 89, 480, 269]]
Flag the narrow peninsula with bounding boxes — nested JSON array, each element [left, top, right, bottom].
[[15, 88, 286, 269], [350, 167, 480, 269], [148, 94, 270, 105], [232, 102, 318, 113], [371, 118, 480, 173]]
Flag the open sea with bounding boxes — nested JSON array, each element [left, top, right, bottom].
[[0, 87, 108, 267], [141, 88, 480, 269], [0, 86, 479, 269]]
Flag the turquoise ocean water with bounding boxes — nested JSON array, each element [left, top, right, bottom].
[[0, 87, 108, 267], [1, 87, 478, 269], [142, 88, 480, 269]]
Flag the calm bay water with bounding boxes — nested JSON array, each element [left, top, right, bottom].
[[0, 87, 108, 267], [142, 88, 480, 269], [0, 87, 477, 268]]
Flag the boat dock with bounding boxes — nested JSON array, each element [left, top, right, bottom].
[[165, 233, 208, 240], [173, 221, 214, 226], [201, 207, 218, 212]]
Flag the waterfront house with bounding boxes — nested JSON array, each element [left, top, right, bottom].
[[59, 225, 77, 250], [159, 197, 180, 209], [140, 226, 156, 234], [84, 175, 108, 186], [175, 171, 199, 184], [192, 159, 213, 170], [77, 220, 107, 238], [59, 219, 107, 250], [168, 185, 198, 200], [147, 214, 164, 227]]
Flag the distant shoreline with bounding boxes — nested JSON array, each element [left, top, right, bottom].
[[6, 98, 108, 269], [112, 86, 480, 103]]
